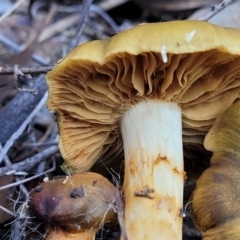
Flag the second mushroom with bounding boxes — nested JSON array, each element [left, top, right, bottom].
[[30, 172, 117, 240], [46, 20, 240, 239]]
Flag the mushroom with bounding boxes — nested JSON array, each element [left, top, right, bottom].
[[190, 101, 240, 239], [30, 172, 117, 240], [46, 20, 240, 239]]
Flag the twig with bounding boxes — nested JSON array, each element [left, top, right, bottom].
[[67, 0, 93, 53], [0, 89, 48, 164], [0, 75, 47, 143], [0, 34, 50, 66], [0, 2, 120, 77], [0, 145, 29, 196], [90, 4, 120, 33], [0, 0, 25, 23], [0, 65, 53, 76], [0, 159, 56, 191], [0, 144, 29, 198], [0, 146, 58, 177], [13, 65, 38, 94], [15, 177, 30, 198], [39, 13, 81, 43], [56, 4, 120, 33], [39, 4, 120, 43], [98, 0, 129, 11], [198, 0, 233, 21], [0, 205, 17, 217], [21, 141, 58, 148], [0, 3, 56, 68], [0, 144, 11, 167]]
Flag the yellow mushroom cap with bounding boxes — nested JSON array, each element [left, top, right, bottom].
[[190, 101, 240, 239], [46, 20, 240, 173], [204, 101, 240, 153]]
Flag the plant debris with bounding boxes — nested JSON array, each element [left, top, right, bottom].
[[0, 0, 236, 239]]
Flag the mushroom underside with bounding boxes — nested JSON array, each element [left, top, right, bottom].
[[48, 50, 240, 172]]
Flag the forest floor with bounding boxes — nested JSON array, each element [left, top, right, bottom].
[[0, 0, 239, 239]]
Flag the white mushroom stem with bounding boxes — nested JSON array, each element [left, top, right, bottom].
[[121, 100, 184, 240]]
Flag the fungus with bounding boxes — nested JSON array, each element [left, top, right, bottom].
[[30, 172, 117, 240], [190, 101, 240, 239], [46, 20, 240, 239]]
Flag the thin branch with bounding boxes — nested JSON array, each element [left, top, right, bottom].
[[21, 141, 58, 148], [0, 144, 30, 198], [0, 0, 25, 23], [0, 205, 17, 217], [13, 65, 39, 94], [98, 0, 129, 11], [0, 1, 120, 77], [0, 65, 53, 76], [0, 34, 50, 66], [0, 75, 48, 143], [0, 146, 58, 177], [0, 159, 56, 191], [39, 4, 120, 43], [0, 144, 11, 167], [55, 4, 120, 33], [0, 91, 49, 164], [67, 0, 93, 53], [15, 176, 30, 198], [90, 4, 120, 33], [198, 0, 233, 21]]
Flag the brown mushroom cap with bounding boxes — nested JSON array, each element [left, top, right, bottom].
[[29, 172, 116, 233], [47, 20, 240, 173]]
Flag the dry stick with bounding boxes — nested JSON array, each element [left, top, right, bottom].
[[0, 159, 56, 191], [11, 3, 56, 67], [0, 66, 53, 75], [67, 0, 93, 53], [0, 205, 17, 217], [0, 145, 58, 177], [0, 0, 89, 164], [0, 3, 119, 69], [0, 75, 47, 143], [0, 2, 55, 104], [0, 89, 48, 164], [91, 4, 121, 32], [90, 4, 120, 32], [0, 2, 119, 76], [0, 144, 29, 198], [0, 144, 11, 167], [39, 4, 120, 43], [39, 13, 81, 42], [198, 0, 233, 21], [13, 65, 38, 94], [0, 1, 231, 76], [22, 141, 58, 148], [0, 34, 50, 66], [14, 177, 29, 197], [0, 0, 25, 22], [55, 4, 120, 33], [98, 0, 129, 10]]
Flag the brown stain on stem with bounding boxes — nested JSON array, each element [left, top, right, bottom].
[[154, 155, 169, 165]]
